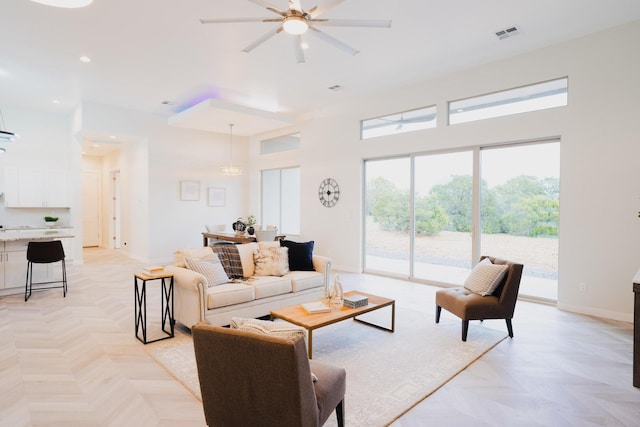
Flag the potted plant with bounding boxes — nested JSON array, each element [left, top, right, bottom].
[[246, 215, 257, 235], [44, 216, 59, 227]]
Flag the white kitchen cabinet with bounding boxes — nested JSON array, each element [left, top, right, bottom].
[[1, 241, 29, 289], [0, 239, 68, 291], [4, 167, 70, 207]]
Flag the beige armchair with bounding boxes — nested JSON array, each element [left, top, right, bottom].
[[192, 323, 346, 427], [435, 256, 523, 341]]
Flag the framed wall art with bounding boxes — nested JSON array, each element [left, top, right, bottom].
[[180, 180, 200, 201], [208, 187, 225, 207]]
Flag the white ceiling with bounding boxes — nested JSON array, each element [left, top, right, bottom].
[[2, 0, 640, 137]]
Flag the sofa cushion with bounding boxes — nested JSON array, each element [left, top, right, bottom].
[[250, 276, 293, 299], [231, 317, 306, 342], [174, 247, 214, 268], [464, 257, 509, 296], [285, 270, 325, 292], [254, 247, 290, 276], [185, 255, 230, 287], [206, 283, 255, 309], [280, 240, 315, 271]]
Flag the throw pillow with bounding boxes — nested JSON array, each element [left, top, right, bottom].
[[210, 245, 245, 279], [258, 240, 280, 250], [231, 317, 306, 342], [463, 258, 509, 296], [280, 239, 315, 271], [184, 255, 230, 288], [253, 247, 290, 276]]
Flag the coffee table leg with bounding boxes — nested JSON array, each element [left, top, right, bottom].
[[308, 329, 313, 359], [354, 301, 395, 332]]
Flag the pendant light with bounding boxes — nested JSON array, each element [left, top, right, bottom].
[[221, 123, 242, 176]]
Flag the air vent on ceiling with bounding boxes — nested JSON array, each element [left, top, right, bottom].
[[495, 26, 520, 40], [328, 85, 343, 91]]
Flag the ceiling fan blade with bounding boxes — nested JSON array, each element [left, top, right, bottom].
[[308, 26, 359, 56], [248, 0, 286, 16], [308, 0, 346, 17], [242, 25, 284, 53], [289, 0, 302, 11], [311, 18, 392, 28], [293, 35, 306, 63], [200, 17, 271, 24]]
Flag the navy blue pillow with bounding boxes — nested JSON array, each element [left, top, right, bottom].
[[280, 240, 315, 271]]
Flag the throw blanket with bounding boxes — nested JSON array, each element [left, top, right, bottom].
[[210, 245, 245, 279]]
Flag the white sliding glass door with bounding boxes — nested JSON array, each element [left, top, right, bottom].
[[364, 140, 560, 302], [480, 142, 560, 300], [364, 157, 411, 276], [413, 151, 473, 284]]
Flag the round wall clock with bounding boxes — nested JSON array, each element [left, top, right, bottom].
[[318, 178, 340, 207]]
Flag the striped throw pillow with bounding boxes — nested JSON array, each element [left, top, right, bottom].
[[463, 258, 509, 296], [185, 255, 230, 288]]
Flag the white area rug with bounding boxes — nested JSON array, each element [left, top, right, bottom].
[[150, 308, 506, 427]]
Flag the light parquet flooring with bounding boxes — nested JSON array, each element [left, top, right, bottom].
[[1, 248, 639, 426]]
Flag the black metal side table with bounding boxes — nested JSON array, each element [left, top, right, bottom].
[[134, 272, 174, 344]]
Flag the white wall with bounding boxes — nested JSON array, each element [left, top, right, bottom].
[[81, 102, 250, 264], [251, 20, 640, 322], [0, 106, 73, 229]]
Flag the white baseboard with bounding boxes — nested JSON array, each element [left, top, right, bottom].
[[557, 302, 633, 323]]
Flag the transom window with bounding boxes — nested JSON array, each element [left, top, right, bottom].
[[449, 78, 568, 125], [261, 133, 300, 154], [361, 106, 437, 140]]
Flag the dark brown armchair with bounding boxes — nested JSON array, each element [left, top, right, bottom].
[[192, 323, 346, 427], [435, 256, 523, 341]]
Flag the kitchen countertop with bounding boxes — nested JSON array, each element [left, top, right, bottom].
[[0, 228, 75, 242]]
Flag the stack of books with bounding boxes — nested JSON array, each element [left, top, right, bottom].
[[142, 265, 164, 275], [301, 301, 331, 314], [343, 294, 368, 309]]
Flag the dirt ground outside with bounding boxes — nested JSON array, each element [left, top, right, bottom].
[[365, 219, 558, 279]]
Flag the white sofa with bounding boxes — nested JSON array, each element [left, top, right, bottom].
[[165, 242, 330, 328]]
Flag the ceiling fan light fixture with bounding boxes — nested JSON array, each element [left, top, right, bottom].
[[283, 16, 308, 35]]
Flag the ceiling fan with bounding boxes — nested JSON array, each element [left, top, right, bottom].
[[200, 0, 391, 63]]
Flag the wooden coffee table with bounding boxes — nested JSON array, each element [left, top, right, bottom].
[[270, 291, 395, 358]]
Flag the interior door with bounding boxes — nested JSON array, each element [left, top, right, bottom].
[[110, 170, 121, 249], [82, 171, 101, 247]]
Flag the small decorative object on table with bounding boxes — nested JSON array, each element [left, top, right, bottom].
[[329, 274, 344, 306], [142, 265, 164, 275], [301, 301, 331, 314], [232, 218, 246, 235], [343, 294, 369, 309], [246, 214, 256, 235]]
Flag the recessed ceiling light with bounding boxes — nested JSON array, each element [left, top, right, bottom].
[[79, 55, 91, 63], [31, 0, 93, 8], [52, 99, 61, 104], [92, 143, 100, 148], [109, 135, 117, 139]]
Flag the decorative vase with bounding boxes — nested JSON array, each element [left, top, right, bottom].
[[232, 218, 246, 233], [329, 274, 344, 307], [247, 226, 255, 235]]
